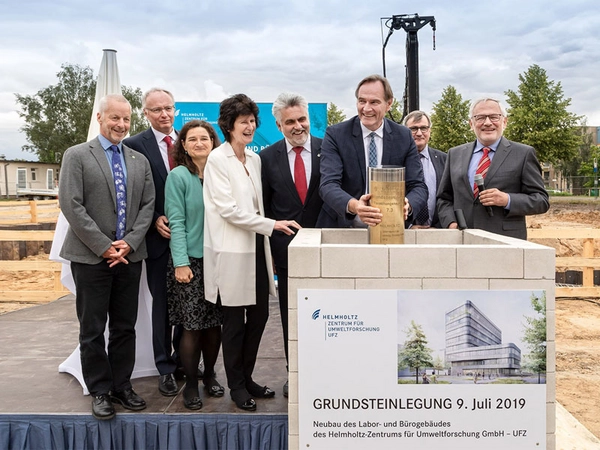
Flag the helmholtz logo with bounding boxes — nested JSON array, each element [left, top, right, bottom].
[[312, 309, 381, 340]]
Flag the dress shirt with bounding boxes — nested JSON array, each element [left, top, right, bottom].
[[468, 138, 511, 210], [419, 146, 436, 225], [286, 139, 312, 187], [98, 134, 127, 180], [360, 122, 384, 185], [151, 127, 178, 172]]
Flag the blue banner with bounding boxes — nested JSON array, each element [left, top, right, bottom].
[[174, 102, 327, 153]]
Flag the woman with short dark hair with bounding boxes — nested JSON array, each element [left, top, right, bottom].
[[203, 94, 301, 411]]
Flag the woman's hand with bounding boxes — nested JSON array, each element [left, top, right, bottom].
[[274, 220, 302, 236], [175, 266, 193, 283]]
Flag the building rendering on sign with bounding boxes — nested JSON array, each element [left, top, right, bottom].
[[445, 300, 521, 376]]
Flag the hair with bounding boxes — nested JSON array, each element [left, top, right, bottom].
[[173, 120, 220, 175], [272, 92, 308, 122], [402, 110, 431, 127], [217, 94, 260, 142], [354, 74, 394, 102], [99, 94, 130, 114], [142, 88, 175, 109], [469, 97, 508, 117]]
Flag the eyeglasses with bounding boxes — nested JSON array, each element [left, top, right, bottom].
[[146, 106, 175, 114], [408, 126, 430, 133], [472, 114, 503, 123]]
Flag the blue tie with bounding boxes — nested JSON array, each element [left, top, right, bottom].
[[110, 145, 127, 240], [368, 132, 377, 167], [415, 153, 431, 225]]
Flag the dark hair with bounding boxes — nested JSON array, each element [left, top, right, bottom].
[[354, 74, 394, 102], [173, 120, 220, 175], [217, 94, 260, 142]]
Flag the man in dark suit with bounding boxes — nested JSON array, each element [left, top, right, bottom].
[[437, 97, 549, 239], [403, 110, 447, 228], [317, 74, 427, 228], [123, 88, 180, 396], [260, 93, 323, 398], [59, 94, 155, 420]]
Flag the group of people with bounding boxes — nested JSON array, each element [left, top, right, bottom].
[[57, 73, 549, 420]]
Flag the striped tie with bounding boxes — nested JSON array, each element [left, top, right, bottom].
[[473, 147, 491, 198]]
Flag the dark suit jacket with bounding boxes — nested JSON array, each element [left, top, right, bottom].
[[417, 146, 447, 228], [59, 137, 155, 264], [317, 116, 428, 228], [124, 128, 170, 260], [437, 137, 549, 239], [260, 136, 323, 269]]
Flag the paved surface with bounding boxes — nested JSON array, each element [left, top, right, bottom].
[[0, 294, 288, 415]]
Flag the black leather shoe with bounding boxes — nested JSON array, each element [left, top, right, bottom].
[[110, 388, 147, 411], [231, 389, 257, 412], [159, 373, 178, 396], [283, 380, 289, 398], [92, 394, 115, 420], [247, 381, 275, 398], [203, 375, 225, 397], [183, 386, 203, 410]]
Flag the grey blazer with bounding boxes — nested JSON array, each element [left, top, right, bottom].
[[59, 137, 155, 264], [436, 137, 549, 239]]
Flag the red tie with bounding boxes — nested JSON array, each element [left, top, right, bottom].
[[293, 146, 307, 203], [164, 135, 175, 170], [473, 147, 491, 198]]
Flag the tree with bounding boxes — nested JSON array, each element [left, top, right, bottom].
[[504, 64, 582, 164], [429, 85, 474, 152], [522, 292, 546, 384], [386, 98, 403, 124], [16, 63, 145, 164], [557, 123, 597, 193], [327, 103, 346, 126], [397, 320, 434, 384]]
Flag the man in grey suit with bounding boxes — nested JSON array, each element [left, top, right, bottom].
[[260, 92, 323, 397], [123, 88, 181, 397], [59, 94, 155, 420], [403, 110, 447, 228], [437, 97, 549, 239], [317, 74, 427, 228]]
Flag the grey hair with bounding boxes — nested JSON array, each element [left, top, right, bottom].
[[99, 94, 130, 114], [402, 110, 431, 127], [142, 88, 175, 109], [469, 97, 508, 118], [272, 92, 308, 122]]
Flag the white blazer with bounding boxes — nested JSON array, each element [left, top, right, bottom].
[[203, 142, 276, 307]]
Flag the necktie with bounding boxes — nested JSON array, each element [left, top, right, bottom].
[[415, 153, 431, 225], [473, 147, 491, 198], [164, 135, 175, 170], [110, 145, 127, 240], [293, 146, 307, 203], [368, 132, 377, 167]]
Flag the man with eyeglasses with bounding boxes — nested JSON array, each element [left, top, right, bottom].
[[124, 88, 181, 397], [317, 74, 427, 228], [403, 111, 447, 228], [437, 97, 549, 239]]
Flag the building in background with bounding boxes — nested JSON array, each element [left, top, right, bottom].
[[0, 156, 59, 198]]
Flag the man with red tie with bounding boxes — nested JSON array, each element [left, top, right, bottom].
[[437, 97, 549, 239], [260, 93, 323, 397], [123, 88, 180, 397]]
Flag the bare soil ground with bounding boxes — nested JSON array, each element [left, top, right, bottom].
[[1, 201, 600, 438]]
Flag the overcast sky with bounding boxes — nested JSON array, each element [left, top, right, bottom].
[[2, 0, 599, 161]]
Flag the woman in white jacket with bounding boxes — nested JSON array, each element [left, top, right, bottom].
[[203, 94, 300, 411]]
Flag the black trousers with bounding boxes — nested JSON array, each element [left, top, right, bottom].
[[71, 260, 142, 396], [221, 234, 270, 391], [276, 265, 289, 366], [146, 250, 179, 375]]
